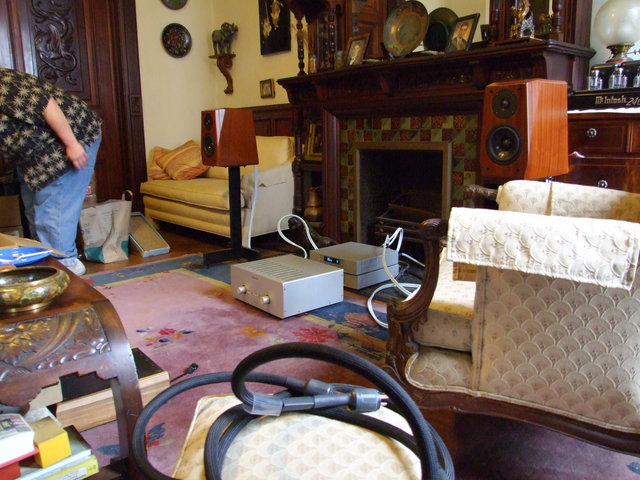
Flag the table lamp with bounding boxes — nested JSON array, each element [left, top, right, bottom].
[[594, 0, 640, 63], [201, 108, 260, 264]]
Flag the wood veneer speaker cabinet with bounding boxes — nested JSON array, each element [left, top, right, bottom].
[[558, 112, 640, 193]]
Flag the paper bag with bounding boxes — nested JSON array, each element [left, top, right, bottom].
[[79, 191, 132, 263]]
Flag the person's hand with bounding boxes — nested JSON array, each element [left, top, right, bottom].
[[66, 141, 89, 169]]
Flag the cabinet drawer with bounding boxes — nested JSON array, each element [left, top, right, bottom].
[[568, 119, 634, 154], [557, 156, 640, 194]]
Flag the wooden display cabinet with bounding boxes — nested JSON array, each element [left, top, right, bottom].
[[559, 112, 640, 193]]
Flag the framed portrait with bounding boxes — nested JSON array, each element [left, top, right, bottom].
[[305, 122, 322, 161], [259, 0, 291, 55], [260, 78, 275, 98], [445, 14, 479, 53], [345, 33, 370, 66]]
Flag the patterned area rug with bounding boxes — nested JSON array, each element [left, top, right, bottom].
[[80, 254, 389, 475]]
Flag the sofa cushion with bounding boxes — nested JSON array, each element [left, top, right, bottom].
[[151, 140, 209, 181], [140, 177, 243, 210]]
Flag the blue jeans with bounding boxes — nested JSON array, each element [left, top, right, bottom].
[[20, 135, 101, 263]]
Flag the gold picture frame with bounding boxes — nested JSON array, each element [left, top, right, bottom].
[[345, 33, 370, 66], [259, 78, 275, 98], [305, 122, 322, 161]]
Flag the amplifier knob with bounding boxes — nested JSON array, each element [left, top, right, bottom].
[[237, 285, 247, 294], [260, 295, 271, 305]]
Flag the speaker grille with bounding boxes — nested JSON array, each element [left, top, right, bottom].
[[491, 88, 518, 119], [203, 112, 213, 130], [203, 133, 215, 158], [486, 124, 521, 165]]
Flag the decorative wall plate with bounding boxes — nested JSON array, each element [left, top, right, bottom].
[[162, 23, 192, 58], [161, 0, 187, 10], [383, 1, 429, 58], [424, 7, 457, 52]]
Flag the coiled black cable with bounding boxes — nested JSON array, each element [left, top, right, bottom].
[[131, 342, 454, 480]]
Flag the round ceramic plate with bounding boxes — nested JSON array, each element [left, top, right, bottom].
[[0, 247, 52, 266], [162, 23, 192, 58], [161, 0, 187, 10], [424, 7, 457, 52], [383, 1, 429, 58]]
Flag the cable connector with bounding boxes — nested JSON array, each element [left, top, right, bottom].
[[348, 388, 384, 412]]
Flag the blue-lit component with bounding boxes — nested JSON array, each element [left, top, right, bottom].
[[324, 256, 341, 265]]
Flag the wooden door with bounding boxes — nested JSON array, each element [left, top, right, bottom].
[[0, 0, 146, 207]]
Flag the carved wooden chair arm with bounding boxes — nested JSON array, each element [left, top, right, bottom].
[[386, 218, 447, 377], [463, 184, 498, 208]]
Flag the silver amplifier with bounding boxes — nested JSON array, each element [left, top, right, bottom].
[[230, 254, 343, 318]]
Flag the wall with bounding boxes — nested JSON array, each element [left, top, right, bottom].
[[135, 0, 299, 153], [136, 1, 637, 155]]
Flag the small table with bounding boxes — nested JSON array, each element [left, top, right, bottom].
[[0, 258, 143, 478]]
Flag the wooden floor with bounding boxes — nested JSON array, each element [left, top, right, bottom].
[[83, 224, 292, 275]]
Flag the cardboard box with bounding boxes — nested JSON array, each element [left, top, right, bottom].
[[129, 212, 170, 257], [0, 196, 21, 228], [0, 233, 65, 257]]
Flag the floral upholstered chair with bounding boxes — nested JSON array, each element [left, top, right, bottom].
[[385, 180, 640, 454]]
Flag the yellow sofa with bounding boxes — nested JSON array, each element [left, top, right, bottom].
[[140, 136, 294, 246]]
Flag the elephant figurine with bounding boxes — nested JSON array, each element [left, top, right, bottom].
[[211, 22, 238, 56]]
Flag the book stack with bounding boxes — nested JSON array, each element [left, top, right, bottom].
[[0, 414, 37, 480], [18, 426, 97, 480]]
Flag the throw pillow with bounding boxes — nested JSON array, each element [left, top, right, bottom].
[[153, 141, 208, 180]]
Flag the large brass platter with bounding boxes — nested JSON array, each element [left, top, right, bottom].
[[383, 1, 429, 58]]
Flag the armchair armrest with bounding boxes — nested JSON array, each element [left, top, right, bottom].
[[447, 207, 640, 290]]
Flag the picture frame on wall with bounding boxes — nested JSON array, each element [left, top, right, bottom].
[[305, 122, 322, 161], [345, 33, 370, 66], [260, 79, 275, 98], [259, 0, 291, 55], [445, 14, 479, 53]]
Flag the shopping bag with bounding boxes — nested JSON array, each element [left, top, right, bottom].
[[79, 190, 132, 263]]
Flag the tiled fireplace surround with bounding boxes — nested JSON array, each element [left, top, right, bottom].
[[338, 114, 478, 240]]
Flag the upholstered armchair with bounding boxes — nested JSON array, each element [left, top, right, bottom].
[[385, 180, 640, 454]]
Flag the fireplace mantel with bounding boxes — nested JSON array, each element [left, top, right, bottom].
[[278, 40, 595, 240]]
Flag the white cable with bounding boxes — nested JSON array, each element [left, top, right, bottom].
[[276, 214, 319, 258], [367, 282, 421, 329], [244, 165, 259, 249], [367, 227, 423, 328]]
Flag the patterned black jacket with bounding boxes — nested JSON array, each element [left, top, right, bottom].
[[0, 68, 102, 191]]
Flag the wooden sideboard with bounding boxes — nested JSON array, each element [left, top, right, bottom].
[[559, 112, 640, 193]]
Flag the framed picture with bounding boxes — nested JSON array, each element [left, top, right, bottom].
[[260, 78, 275, 98], [305, 122, 322, 161], [445, 14, 479, 53], [259, 0, 291, 55], [345, 33, 370, 66]]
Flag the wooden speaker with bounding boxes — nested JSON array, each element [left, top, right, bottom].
[[479, 79, 569, 181], [201, 108, 258, 167], [201, 110, 217, 161]]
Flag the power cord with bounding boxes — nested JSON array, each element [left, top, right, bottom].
[[276, 215, 424, 329]]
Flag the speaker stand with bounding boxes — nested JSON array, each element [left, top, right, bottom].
[[203, 166, 261, 265]]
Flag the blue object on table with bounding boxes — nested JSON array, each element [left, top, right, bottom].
[[0, 247, 53, 266]]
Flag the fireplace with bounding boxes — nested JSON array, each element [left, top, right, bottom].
[[354, 142, 452, 247]]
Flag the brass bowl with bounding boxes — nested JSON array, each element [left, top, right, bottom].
[[0, 266, 70, 313]]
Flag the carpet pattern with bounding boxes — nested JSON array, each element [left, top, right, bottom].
[[81, 254, 388, 475]]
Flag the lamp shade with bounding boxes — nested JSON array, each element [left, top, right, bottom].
[[594, 0, 640, 47], [201, 108, 259, 167]]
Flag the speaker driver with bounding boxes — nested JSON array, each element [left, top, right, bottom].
[[203, 112, 213, 130], [486, 124, 521, 165], [203, 133, 215, 157], [491, 88, 518, 119]]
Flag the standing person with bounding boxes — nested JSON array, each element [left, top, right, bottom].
[[0, 68, 102, 275]]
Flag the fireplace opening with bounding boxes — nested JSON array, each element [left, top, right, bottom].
[[354, 142, 452, 261]]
